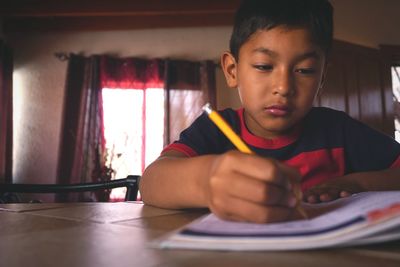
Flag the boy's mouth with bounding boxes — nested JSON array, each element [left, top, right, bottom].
[[264, 105, 292, 116]]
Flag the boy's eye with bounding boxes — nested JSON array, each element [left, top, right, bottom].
[[295, 68, 316, 75], [253, 64, 273, 71]]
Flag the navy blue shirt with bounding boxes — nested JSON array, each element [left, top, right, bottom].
[[163, 107, 400, 191]]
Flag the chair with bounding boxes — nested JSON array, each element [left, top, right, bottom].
[[0, 175, 140, 203]]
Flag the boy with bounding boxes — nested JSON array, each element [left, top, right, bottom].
[[140, 0, 400, 223]]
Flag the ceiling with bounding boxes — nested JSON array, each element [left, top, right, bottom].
[[1, 0, 241, 32]]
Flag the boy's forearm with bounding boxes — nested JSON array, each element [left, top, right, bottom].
[[304, 167, 400, 203], [342, 168, 400, 192], [140, 154, 218, 209]]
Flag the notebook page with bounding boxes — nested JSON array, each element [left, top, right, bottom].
[[184, 191, 400, 236]]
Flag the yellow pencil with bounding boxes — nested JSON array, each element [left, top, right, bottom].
[[202, 103, 308, 219], [203, 103, 253, 154]]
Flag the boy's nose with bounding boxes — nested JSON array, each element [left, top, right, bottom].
[[273, 70, 294, 97]]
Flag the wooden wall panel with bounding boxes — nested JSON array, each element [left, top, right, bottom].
[[320, 40, 394, 136], [358, 54, 384, 131], [343, 53, 359, 120], [319, 52, 347, 112]]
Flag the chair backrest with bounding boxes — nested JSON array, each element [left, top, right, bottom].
[[0, 175, 140, 203]]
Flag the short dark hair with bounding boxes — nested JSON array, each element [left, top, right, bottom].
[[229, 0, 333, 60]]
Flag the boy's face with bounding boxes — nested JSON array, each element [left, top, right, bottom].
[[222, 26, 327, 139]]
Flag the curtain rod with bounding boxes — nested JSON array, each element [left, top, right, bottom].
[[54, 52, 221, 67], [54, 52, 70, 61]]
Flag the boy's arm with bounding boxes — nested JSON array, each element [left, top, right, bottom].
[[140, 150, 301, 223], [140, 150, 216, 209], [303, 168, 400, 203]]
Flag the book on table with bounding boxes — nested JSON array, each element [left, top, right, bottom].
[[153, 191, 400, 251]]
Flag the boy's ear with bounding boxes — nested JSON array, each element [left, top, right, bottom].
[[221, 52, 238, 88]]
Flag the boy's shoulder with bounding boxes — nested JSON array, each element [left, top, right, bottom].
[[218, 107, 240, 119], [303, 107, 353, 134], [218, 107, 238, 114], [187, 107, 240, 134], [306, 107, 349, 123]]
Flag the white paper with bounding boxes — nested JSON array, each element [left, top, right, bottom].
[[185, 191, 400, 236], [154, 191, 400, 251]]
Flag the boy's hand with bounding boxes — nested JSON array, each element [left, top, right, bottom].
[[205, 150, 301, 223], [303, 176, 363, 204]]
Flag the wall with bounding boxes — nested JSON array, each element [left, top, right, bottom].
[[8, 27, 232, 184], [6, 0, 400, 185], [330, 0, 400, 48], [0, 20, 3, 39]]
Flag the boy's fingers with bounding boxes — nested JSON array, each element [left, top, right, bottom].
[[225, 151, 300, 189], [305, 194, 319, 203], [210, 195, 293, 223], [304, 187, 352, 203], [303, 176, 363, 204], [318, 187, 340, 202], [319, 193, 335, 202], [340, 191, 351, 198], [211, 162, 297, 207], [225, 173, 296, 207]]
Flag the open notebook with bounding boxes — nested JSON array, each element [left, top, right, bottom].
[[153, 191, 400, 251]]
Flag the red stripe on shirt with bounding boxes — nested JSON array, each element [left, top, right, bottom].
[[390, 155, 400, 168], [161, 142, 400, 194], [163, 142, 346, 191], [161, 143, 198, 157], [237, 108, 301, 149], [283, 148, 346, 192]]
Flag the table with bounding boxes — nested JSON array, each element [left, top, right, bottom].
[[1, 202, 400, 267]]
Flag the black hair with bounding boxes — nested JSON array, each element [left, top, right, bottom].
[[229, 0, 333, 60]]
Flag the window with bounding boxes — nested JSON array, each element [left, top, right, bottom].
[[57, 56, 215, 202], [102, 88, 164, 200], [392, 66, 400, 142]]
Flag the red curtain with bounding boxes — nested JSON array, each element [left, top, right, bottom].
[[0, 40, 13, 184], [164, 59, 216, 144], [100, 57, 164, 89], [99, 56, 217, 146], [57, 55, 216, 201], [99, 56, 165, 175], [57, 54, 106, 201]]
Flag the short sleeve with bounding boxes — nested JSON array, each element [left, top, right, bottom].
[[343, 114, 400, 172], [162, 109, 237, 156]]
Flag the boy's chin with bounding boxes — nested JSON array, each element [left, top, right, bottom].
[[263, 123, 299, 137]]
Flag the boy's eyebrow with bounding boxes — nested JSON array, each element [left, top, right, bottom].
[[296, 51, 321, 61], [252, 47, 279, 58], [252, 47, 321, 61]]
